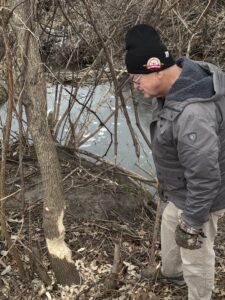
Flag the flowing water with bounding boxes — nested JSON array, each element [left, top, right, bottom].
[[0, 83, 155, 180]]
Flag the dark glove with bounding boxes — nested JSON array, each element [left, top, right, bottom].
[[157, 181, 166, 202], [175, 218, 207, 250]]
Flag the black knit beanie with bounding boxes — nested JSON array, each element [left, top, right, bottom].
[[125, 24, 175, 74]]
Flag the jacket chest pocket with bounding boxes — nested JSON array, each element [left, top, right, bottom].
[[154, 119, 175, 147], [157, 169, 186, 191]]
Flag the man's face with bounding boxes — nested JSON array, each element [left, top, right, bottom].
[[130, 72, 165, 98]]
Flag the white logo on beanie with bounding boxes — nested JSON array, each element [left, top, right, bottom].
[[145, 57, 162, 71], [165, 51, 170, 58]]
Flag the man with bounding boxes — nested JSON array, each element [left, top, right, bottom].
[[125, 24, 225, 300]]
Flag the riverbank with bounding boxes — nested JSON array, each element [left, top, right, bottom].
[[1, 146, 225, 299]]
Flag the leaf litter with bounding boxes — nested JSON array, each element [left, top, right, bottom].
[[1, 152, 225, 299]]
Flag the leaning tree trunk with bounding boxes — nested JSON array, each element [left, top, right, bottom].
[[9, 0, 80, 285]]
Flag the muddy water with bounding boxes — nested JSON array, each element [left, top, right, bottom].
[[0, 84, 155, 179]]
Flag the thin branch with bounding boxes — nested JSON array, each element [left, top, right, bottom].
[[131, 90, 152, 151], [73, 147, 157, 187], [164, 0, 192, 34], [161, 0, 181, 16], [82, 0, 140, 160], [186, 0, 215, 57], [192, 0, 216, 33], [0, 188, 21, 202]]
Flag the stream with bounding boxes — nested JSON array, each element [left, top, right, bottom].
[[0, 83, 156, 180]]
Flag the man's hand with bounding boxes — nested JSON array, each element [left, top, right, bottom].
[[175, 218, 206, 250]]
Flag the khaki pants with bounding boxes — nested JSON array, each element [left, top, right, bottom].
[[161, 202, 225, 300]]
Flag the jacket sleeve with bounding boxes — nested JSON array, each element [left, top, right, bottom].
[[176, 103, 221, 229]]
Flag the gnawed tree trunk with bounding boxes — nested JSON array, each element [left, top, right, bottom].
[[10, 0, 80, 285]]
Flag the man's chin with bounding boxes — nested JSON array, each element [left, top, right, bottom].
[[143, 93, 151, 98], [143, 92, 163, 99], [140, 91, 155, 98]]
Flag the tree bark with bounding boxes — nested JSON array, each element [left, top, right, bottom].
[[0, 6, 27, 280], [9, 0, 80, 285]]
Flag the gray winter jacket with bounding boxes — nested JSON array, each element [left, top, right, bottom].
[[150, 58, 225, 229]]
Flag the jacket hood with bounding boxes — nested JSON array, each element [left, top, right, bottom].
[[166, 58, 225, 102]]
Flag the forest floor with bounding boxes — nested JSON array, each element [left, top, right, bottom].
[[1, 146, 225, 300]]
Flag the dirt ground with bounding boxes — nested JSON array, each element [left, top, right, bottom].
[[1, 146, 225, 300]]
